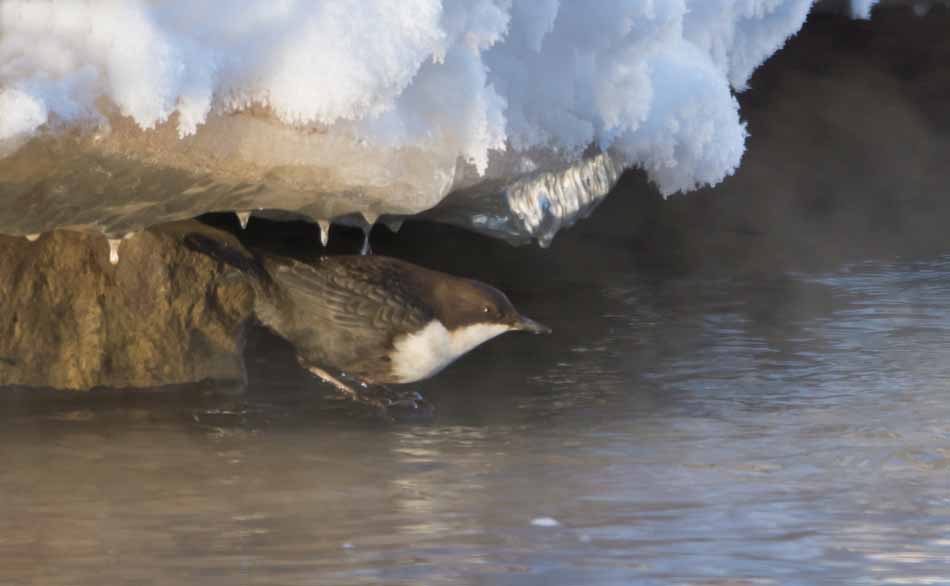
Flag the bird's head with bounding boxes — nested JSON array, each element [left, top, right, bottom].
[[434, 278, 551, 336]]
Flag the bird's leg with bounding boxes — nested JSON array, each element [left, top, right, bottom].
[[303, 362, 433, 420], [304, 365, 388, 414]]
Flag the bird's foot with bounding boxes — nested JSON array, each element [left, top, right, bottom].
[[376, 389, 435, 422], [305, 366, 433, 421]]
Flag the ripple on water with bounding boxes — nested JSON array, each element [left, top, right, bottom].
[[4, 257, 950, 584]]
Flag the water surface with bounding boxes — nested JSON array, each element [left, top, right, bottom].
[[3, 256, 950, 585]]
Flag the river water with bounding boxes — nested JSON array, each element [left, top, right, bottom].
[[2, 253, 950, 585]]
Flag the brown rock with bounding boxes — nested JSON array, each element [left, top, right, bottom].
[[0, 222, 254, 390]]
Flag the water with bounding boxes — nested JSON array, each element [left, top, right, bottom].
[[3, 255, 950, 585]]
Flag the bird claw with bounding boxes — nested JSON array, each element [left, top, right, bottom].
[[374, 388, 433, 421], [305, 364, 433, 421], [383, 393, 435, 422], [384, 391, 424, 407]]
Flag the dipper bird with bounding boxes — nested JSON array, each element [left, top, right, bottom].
[[254, 254, 550, 410], [182, 224, 549, 414]]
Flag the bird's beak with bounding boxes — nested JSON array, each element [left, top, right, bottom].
[[511, 314, 552, 334]]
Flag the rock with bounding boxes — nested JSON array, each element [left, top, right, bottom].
[[0, 108, 620, 249], [0, 110, 454, 240], [0, 222, 254, 390]]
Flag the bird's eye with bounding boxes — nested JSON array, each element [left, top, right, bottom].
[[482, 306, 491, 314]]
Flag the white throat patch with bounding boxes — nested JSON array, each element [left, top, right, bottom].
[[390, 320, 509, 383]]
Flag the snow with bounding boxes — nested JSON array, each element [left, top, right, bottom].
[[0, 89, 46, 140], [0, 1, 881, 198]]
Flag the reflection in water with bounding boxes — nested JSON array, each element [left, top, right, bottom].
[[4, 257, 950, 584]]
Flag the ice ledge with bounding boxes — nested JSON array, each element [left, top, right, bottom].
[[0, 110, 625, 247], [426, 150, 625, 246]]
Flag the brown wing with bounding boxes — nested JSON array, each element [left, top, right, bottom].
[[264, 256, 433, 377]]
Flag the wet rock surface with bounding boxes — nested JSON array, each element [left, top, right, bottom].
[[0, 110, 616, 247], [0, 223, 254, 390]]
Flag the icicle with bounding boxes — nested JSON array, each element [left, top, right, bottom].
[[25, 233, 40, 242], [384, 218, 404, 234], [317, 220, 330, 247], [360, 212, 377, 255], [108, 238, 122, 265], [236, 211, 251, 230], [361, 212, 378, 227], [360, 225, 372, 256]]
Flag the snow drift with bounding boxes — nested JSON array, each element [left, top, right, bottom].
[[0, 0, 881, 243]]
